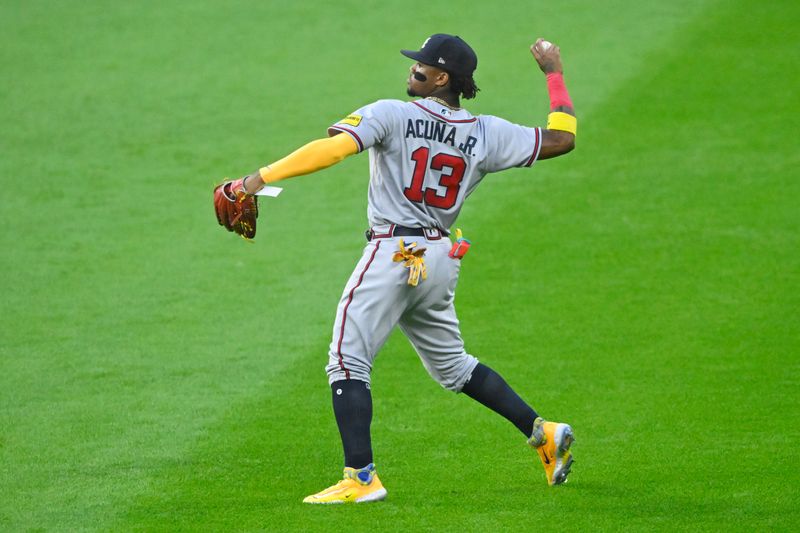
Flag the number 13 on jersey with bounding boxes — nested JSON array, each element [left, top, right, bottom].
[[403, 147, 466, 210]]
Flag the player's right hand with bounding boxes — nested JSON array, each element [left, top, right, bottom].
[[530, 38, 563, 74]]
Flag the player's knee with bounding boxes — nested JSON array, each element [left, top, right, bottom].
[[325, 356, 372, 385], [423, 354, 479, 393]]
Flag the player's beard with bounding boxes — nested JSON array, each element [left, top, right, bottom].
[[407, 78, 420, 97], [407, 71, 427, 97]]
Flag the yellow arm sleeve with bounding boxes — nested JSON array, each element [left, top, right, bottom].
[[259, 133, 359, 183]]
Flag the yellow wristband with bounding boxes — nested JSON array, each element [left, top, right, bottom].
[[546, 112, 577, 136]]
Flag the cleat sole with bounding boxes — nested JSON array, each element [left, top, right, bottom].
[[355, 487, 388, 503], [551, 424, 575, 486], [552, 455, 574, 485], [303, 487, 387, 504]]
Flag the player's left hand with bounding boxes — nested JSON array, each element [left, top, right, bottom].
[[213, 178, 259, 239]]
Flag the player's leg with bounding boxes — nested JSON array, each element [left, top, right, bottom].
[[324, 240, 410, 468], [401, 313, 575, 485], [305, 239, 408, 504], [325, 239, 403, 387], [396, 240, 479, 391], [399, 242, 574, 485], [397, 242, 537, 429], [461, 362, 539, 437], [304, 378, 389, 504], [330, 378, 372, 465], [398, 300, 540, 437], [460, 363, 575, 484]]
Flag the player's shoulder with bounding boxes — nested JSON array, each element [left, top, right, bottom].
[[476, 113, 532, 134], [351, 99, 408, 122], [362, 98, 408, 111], [375, 98, 407, 106], [476, 113, 513, 127]]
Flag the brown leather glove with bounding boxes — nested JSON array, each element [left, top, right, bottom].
[[213, 178, 259, 239]]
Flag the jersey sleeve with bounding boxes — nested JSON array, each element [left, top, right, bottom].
[[480, 116, 542, 173], [327, 100, 398, 153]]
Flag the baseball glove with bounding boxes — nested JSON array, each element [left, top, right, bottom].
[[213, 178, 259, 239]]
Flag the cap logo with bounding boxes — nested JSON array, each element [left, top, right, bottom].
[[438, 57, 446, 64], [421, 37, 430, 49]]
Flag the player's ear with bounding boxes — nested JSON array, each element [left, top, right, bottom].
[[435, 70, 450, 88]]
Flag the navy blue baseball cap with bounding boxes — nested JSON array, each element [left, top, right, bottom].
[[401, 34, 478, 77]]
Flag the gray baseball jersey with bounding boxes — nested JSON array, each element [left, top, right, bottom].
[[328, 98, 542, 231], [325, 98, 542, 391]]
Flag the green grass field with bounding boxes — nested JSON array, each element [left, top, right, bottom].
[[2, 0, 799, 530]]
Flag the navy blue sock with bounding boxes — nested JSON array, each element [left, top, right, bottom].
[[331, 379, 373, 469], [461, 363, 539, 438]]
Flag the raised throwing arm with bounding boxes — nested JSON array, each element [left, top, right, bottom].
[[530, 38, 576, 160]]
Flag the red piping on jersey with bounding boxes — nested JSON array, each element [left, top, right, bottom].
[[523, 127, 542, 167], [330, 125, 365, 152], [412, 101, 477, 123], [336, 240, 382, 379]]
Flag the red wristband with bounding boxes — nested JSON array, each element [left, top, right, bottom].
[[546, 72, 573, 110]]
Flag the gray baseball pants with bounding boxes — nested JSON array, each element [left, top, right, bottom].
[[326, 227, 479, 391]]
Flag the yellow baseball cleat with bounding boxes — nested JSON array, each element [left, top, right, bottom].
[[528, 417, 575, 485], [302, 463, 387, 504]]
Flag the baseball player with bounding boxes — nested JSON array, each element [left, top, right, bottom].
[[229, 34, 577, 503]]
